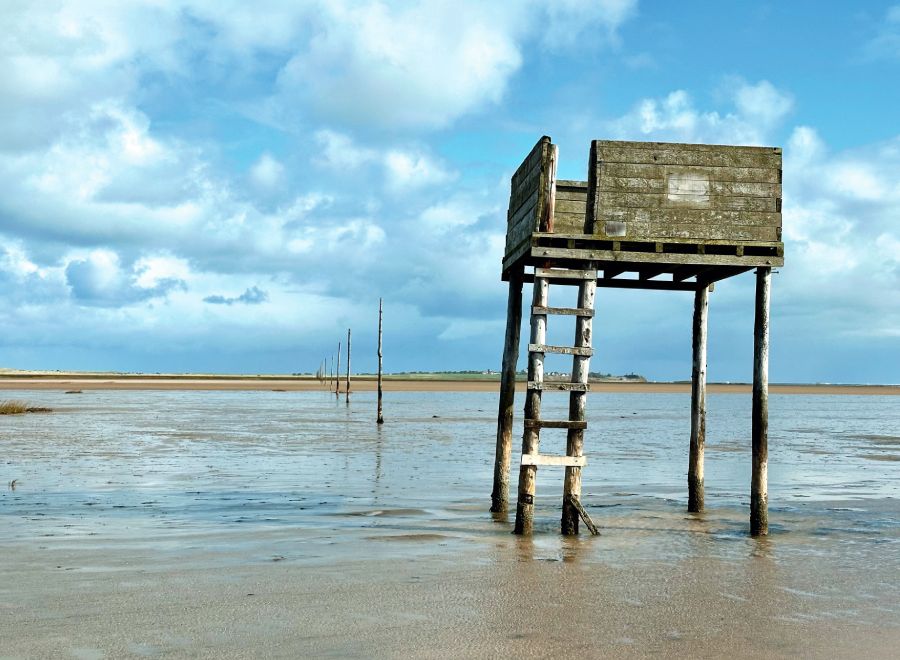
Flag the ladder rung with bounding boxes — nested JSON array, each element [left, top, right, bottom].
[[534, 268, 597, 280], [528, 381, 590, 392], [524, 419, 588, 430], [532, 306, 594, 317], [528, 343, 592, 357], [521, 454, 587, 467]]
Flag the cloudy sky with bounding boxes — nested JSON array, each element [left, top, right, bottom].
[[1, 1, 898, 383]]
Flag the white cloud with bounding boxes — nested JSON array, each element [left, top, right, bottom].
[[608, 79, 793, 145], [276, 1, 522, 129], [250, 153, 285, 189], [541, 0, 638, 48]]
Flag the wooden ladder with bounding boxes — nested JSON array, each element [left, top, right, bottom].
[[514, 267, 600, 535]]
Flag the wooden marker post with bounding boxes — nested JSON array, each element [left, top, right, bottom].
[[491, 269, 524, 512], [377, 300, 384, 424], [688, 285, 709, 513], [345, 328, 351, 403], [561, 276, 595, 534], [514, 276, 549, 535], [335, 343, 341, 396], [751, 267, 771, 536]]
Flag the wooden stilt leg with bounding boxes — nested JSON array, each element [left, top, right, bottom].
[[514, 276, 548, 535], [562, 277, 596, 534], [751, 267, 771, 536], [688, 285, 709, 513], [491, 269, 524, 512]]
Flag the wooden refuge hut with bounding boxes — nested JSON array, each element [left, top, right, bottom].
[[490, 137, 783, 536]]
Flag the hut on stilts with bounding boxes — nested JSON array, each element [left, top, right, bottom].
[[490, 137, 783, 536]]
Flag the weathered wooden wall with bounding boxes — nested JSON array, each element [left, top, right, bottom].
[[586, 141, 782, 244], [553, 180, 588, 234], [504, 137, 551, 265]]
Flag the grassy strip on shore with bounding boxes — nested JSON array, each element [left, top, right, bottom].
[[0, 400, 52, 414]]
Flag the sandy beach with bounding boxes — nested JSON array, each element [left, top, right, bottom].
[[2, 388, 898, 658]]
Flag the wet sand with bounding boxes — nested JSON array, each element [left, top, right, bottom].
[[2, 389, 898, 658], [0, 375, 897, 395]]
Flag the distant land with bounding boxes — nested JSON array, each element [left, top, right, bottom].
[[0, 370, 897, 395]]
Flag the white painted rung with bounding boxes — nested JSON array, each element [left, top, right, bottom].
[[521, 454, 587, 467], [534, 268, 597, 280]]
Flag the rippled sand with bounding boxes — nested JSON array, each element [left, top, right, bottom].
[[2, 389, 898, 658]]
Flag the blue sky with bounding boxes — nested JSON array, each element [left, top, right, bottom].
[[1, 1, 898, 383]]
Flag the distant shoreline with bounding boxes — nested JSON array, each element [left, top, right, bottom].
[[0, 373, 896, 395]]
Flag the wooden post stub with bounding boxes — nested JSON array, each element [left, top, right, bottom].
[[514, 276, 548, 535], [345, 328, 351, 403], [751, 267, 770, 536], [377, 299, 384, 424], [335, 342, 341, 396], [565, 495, 599, 536], [491, 270, 524, 513], [688, 285, 709, 513]]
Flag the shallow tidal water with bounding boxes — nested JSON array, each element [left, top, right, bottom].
[[2, 389, 899, 658]]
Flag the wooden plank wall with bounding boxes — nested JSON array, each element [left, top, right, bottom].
[[505, 137, 550, 262], [586, 141, 783, 244], [554, 180, 588, 234]]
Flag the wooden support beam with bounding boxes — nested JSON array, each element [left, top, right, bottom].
[[672, 265, 708, 282], [751, 267, 771, 536], [528, 344, 592, 357], [534, 267, 596, 280], [595, 278, 698, 292], [532, 306, 594, 317], [698, 266, 753, 286], [491, 271, 523, 513], [515, 276, 548, 535], [688, 285, 708, 513], [521, 454, 587, 467], [562, 276, 595, 536], [345, 328, 351, 402], [565, 495, 600, 536], [531, 245, 783, 268], [603, 265, 626, 279], [638, 264, 670, 280]]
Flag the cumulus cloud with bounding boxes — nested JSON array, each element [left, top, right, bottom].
[[249, 153, 285, 190], [607, 79, 793, 145], [65, 250, 187, 306], [204, 286, 269, 306]]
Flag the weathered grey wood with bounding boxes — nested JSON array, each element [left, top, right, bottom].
[[377, 298, 384, 425], [565, 495, 600, 535], [600, 139, 782, 155], [530, 245, 783, 268], [491, 270, 523, 513], [527, 381, 590, 392], [596, 278, 700, 292], [521, 454, 587, 467], [562, 277, 595, 535], [688, 285, 708, 513], [524, 419, 588, 430], [532, 306, 594, 317], [533, 267, 596, 280], [541, 143, 558, 232], [528, 344, 592, 357], [532, 232, 783, 247], [599, 191, 777, 212], [514, 276, 548, 535], [600, 162, 781, 184], [599, 176, 781, 198], [522, 271, 702, 291], [335, 342, 341, 396], [751, 267, 771, 536], [594, 141, 781, 168], [345, 328, 351, 402], [596, 208, 781, 229], [506, 137, 550, 261]]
